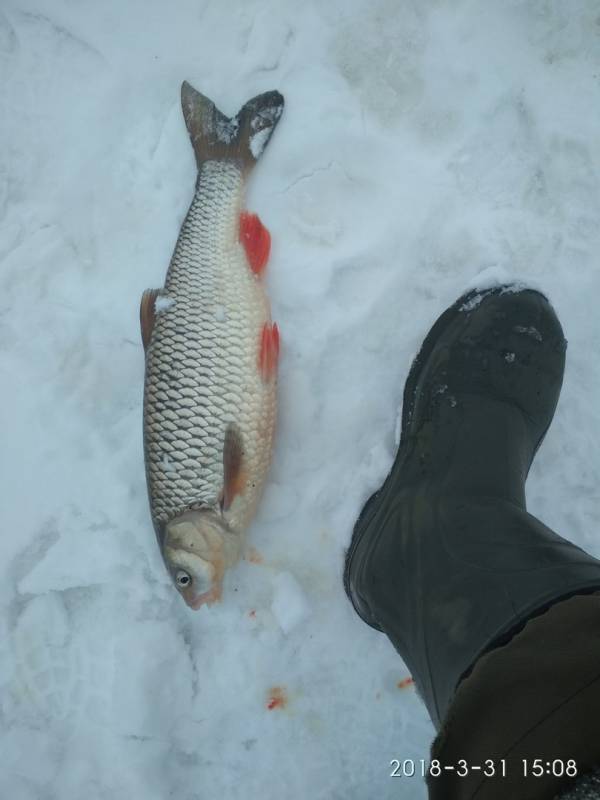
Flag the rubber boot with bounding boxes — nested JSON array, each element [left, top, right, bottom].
[[344, 285, 600, 730]]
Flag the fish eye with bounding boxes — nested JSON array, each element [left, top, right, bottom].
[[175, 570, 192, 587]]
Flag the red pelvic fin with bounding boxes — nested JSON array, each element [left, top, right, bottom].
[[258, 322, 280, 382], [240, 211, 271, 275]]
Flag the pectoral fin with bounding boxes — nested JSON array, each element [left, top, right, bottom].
[[240, 212, 271, 275], [140, 289, 160, 351], [222, 423, 247, 511]]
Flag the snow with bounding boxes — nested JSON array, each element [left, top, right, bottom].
[[270, 571, 311, 634], [1, 2, 600, 799], [250, 126, 271, 159], [249, 101, 285, 159], [460, 290, 488, 311], [214, 304, 227, 322], [515, 324, 543, 342], [394, 404, 403, 447], [216, 116, 239, 145], [154, 295, 174, 312]]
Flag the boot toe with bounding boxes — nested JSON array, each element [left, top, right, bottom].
[[409, 286, 567, 446], [461, 287, 567, 436]]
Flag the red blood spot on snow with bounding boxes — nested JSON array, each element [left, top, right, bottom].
[[397, 677, 414, 690], [239, 211, 271, 275], [266, 686, 287, 711]]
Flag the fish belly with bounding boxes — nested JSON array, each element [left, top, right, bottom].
[[143, 161, 276, 537]]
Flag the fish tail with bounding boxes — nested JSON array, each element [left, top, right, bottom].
[[181, 81, 284, 172]]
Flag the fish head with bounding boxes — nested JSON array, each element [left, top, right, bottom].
[[162, 509, 239, 610]]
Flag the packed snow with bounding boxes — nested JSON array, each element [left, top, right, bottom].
[[1, 1, 600, 799], [270, 571, 311, 635]]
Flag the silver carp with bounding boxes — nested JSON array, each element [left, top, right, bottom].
[[141, 82, 284, 610]]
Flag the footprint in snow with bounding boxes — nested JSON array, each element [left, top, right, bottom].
[[8, 593, 114, 728]]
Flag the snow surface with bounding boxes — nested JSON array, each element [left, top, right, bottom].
[[1, 1, 600, 799], [270, 571, 310, 635]]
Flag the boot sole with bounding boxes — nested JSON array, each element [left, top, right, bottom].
[[343, 284, 543, 629]]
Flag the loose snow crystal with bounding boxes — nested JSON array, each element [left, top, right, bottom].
[[155, 296, 175, 312], [460, 291, 488, 312], [514, 325, 543, 342]]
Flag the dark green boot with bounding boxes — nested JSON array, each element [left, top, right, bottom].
[[344, 285, 600, 730]]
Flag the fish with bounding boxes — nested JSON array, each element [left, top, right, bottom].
[[140, 81, 284, 610]]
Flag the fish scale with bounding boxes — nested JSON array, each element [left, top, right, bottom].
[[143, 160, 275, 534]]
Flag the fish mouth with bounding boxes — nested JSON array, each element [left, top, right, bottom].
[[185, 585, 221, 610], [185, 594, 207, 610]]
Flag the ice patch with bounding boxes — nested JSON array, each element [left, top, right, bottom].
[[155, 296, 174, 313], [270, 571, 310, 635]]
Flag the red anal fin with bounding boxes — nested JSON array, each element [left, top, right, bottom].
[[258, 322, 280, 382], [222, 423, 247, 511], [140, 289, 159, 351], [240, 211, 271, 275]]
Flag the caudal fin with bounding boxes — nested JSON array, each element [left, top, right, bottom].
[[181, 81, 284, 172]]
